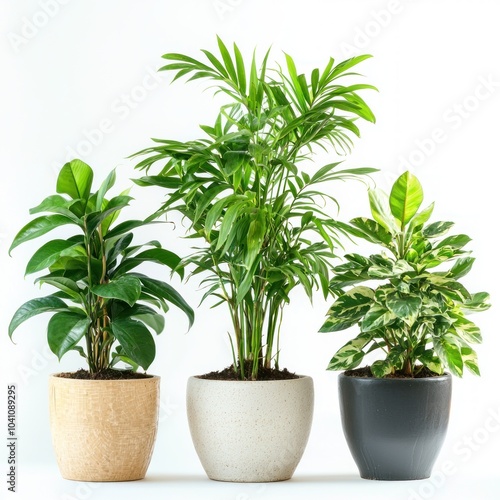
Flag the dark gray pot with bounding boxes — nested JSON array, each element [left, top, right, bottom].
[[338, 372, 452, 481]]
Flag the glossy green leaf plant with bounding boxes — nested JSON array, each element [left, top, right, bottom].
[[9, 159, 194, 373], [320, 171, 490, 377], [133, 37, 376, 380]]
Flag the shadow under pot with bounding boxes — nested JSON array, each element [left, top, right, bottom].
[[187, 375, 314, 482], [49, 374, 160, 481], [338, 372, 452, 481]]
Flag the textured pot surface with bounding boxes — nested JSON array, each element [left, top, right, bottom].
[[49, 374, 160, 481], [187, 375, 314, 482], [339, 373, 452, 481]]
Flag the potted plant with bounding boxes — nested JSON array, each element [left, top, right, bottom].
[[133, 37, 376, 482], [320, 171, 490, 480], [8, 159, 194, 481]]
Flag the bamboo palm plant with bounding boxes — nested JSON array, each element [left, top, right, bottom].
[[133, 38, 377, 380]]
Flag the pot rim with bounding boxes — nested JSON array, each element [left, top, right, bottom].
[[49, 373, 160, 382], [339, 372, 451, 383], [189, 374, 312, 383]]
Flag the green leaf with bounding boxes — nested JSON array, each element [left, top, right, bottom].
[[85, 195, 132, 234], [35, 275, 82, 301], [436, 234, 472, 250], [205, 196, 231, 235], [117, 304, 166, 334], [461, 346, 480, 376], [47, 311, 90, 360], [310, 162, 342, 183], [105, 220, 154, 239], [423, 221, 454, 238], [389, 171, 423, 226], [56, 159, 94, 202], [92, 275, 142, 306], [111, 318, 156, 370], [408, 202, 434, 232], [386, 295, 422, 325], [29, 195, 82, 224], [9, 215, 74, 254], [361, 304, 395, 331], [115, 248, 183, 279], [96, 169, 116, 210], [320, 286, 374, 332], [233, 43, 247, 94], [392, 259, 414, 274], [371, 345, 407, 377], [133, 312, 165, 334], [451, 315, 482, 344], [136, 275, 194, 328], [8, 296, 68, 338], [434, 281, 471, 302], [25, 240, 83, 275], [326, 331, 373, 371], [462, 292, 490, 312], [448, 257, 475, 279], [216, 200, 246, 251], [193, 184, 229, 224], [217, 36, 238, 82], [245, 209, 266, 269], [349, 217, 392, 245], [434, 335, 463, 377], [371, 359, 394, 378], [368, 189, 399, 233], [416, 348, 443, 375]]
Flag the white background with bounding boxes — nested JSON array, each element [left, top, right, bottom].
[[1, 1, 499, 499]]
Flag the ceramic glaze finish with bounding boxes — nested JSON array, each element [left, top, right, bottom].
[[339, 373, 452, 481], [49, 374, 160, 482], [187, 375, 314, 482]]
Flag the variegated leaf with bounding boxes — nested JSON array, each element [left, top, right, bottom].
[[361, 304, 395, 332], [326, 331, 373, 370]]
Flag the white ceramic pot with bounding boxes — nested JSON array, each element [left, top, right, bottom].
[[186, 375, 314, 482], [49, 374, 160, 481]]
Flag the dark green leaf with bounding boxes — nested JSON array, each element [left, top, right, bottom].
[[92, 275, 142, 306], [8, 296, 68, 338], [35, 275, 82, 301], [26, 240, 84, 275], [9, 215, 74, 254], [136, 275, 194, 328], [47, 311, 90, 360], [116, 248, 183, 279], [111, 318, 156, 370]]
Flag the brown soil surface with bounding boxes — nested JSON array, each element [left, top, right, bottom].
[[57, 369, 153, 380], [199, 361, 299, 381], [345, 366, 443, 379]]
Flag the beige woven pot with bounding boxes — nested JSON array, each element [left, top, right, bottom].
[[187, 375, 314, 482], [49, 374, 160, 482]]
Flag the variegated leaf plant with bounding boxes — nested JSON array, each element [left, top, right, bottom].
[[320, 171, 490, 378]]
